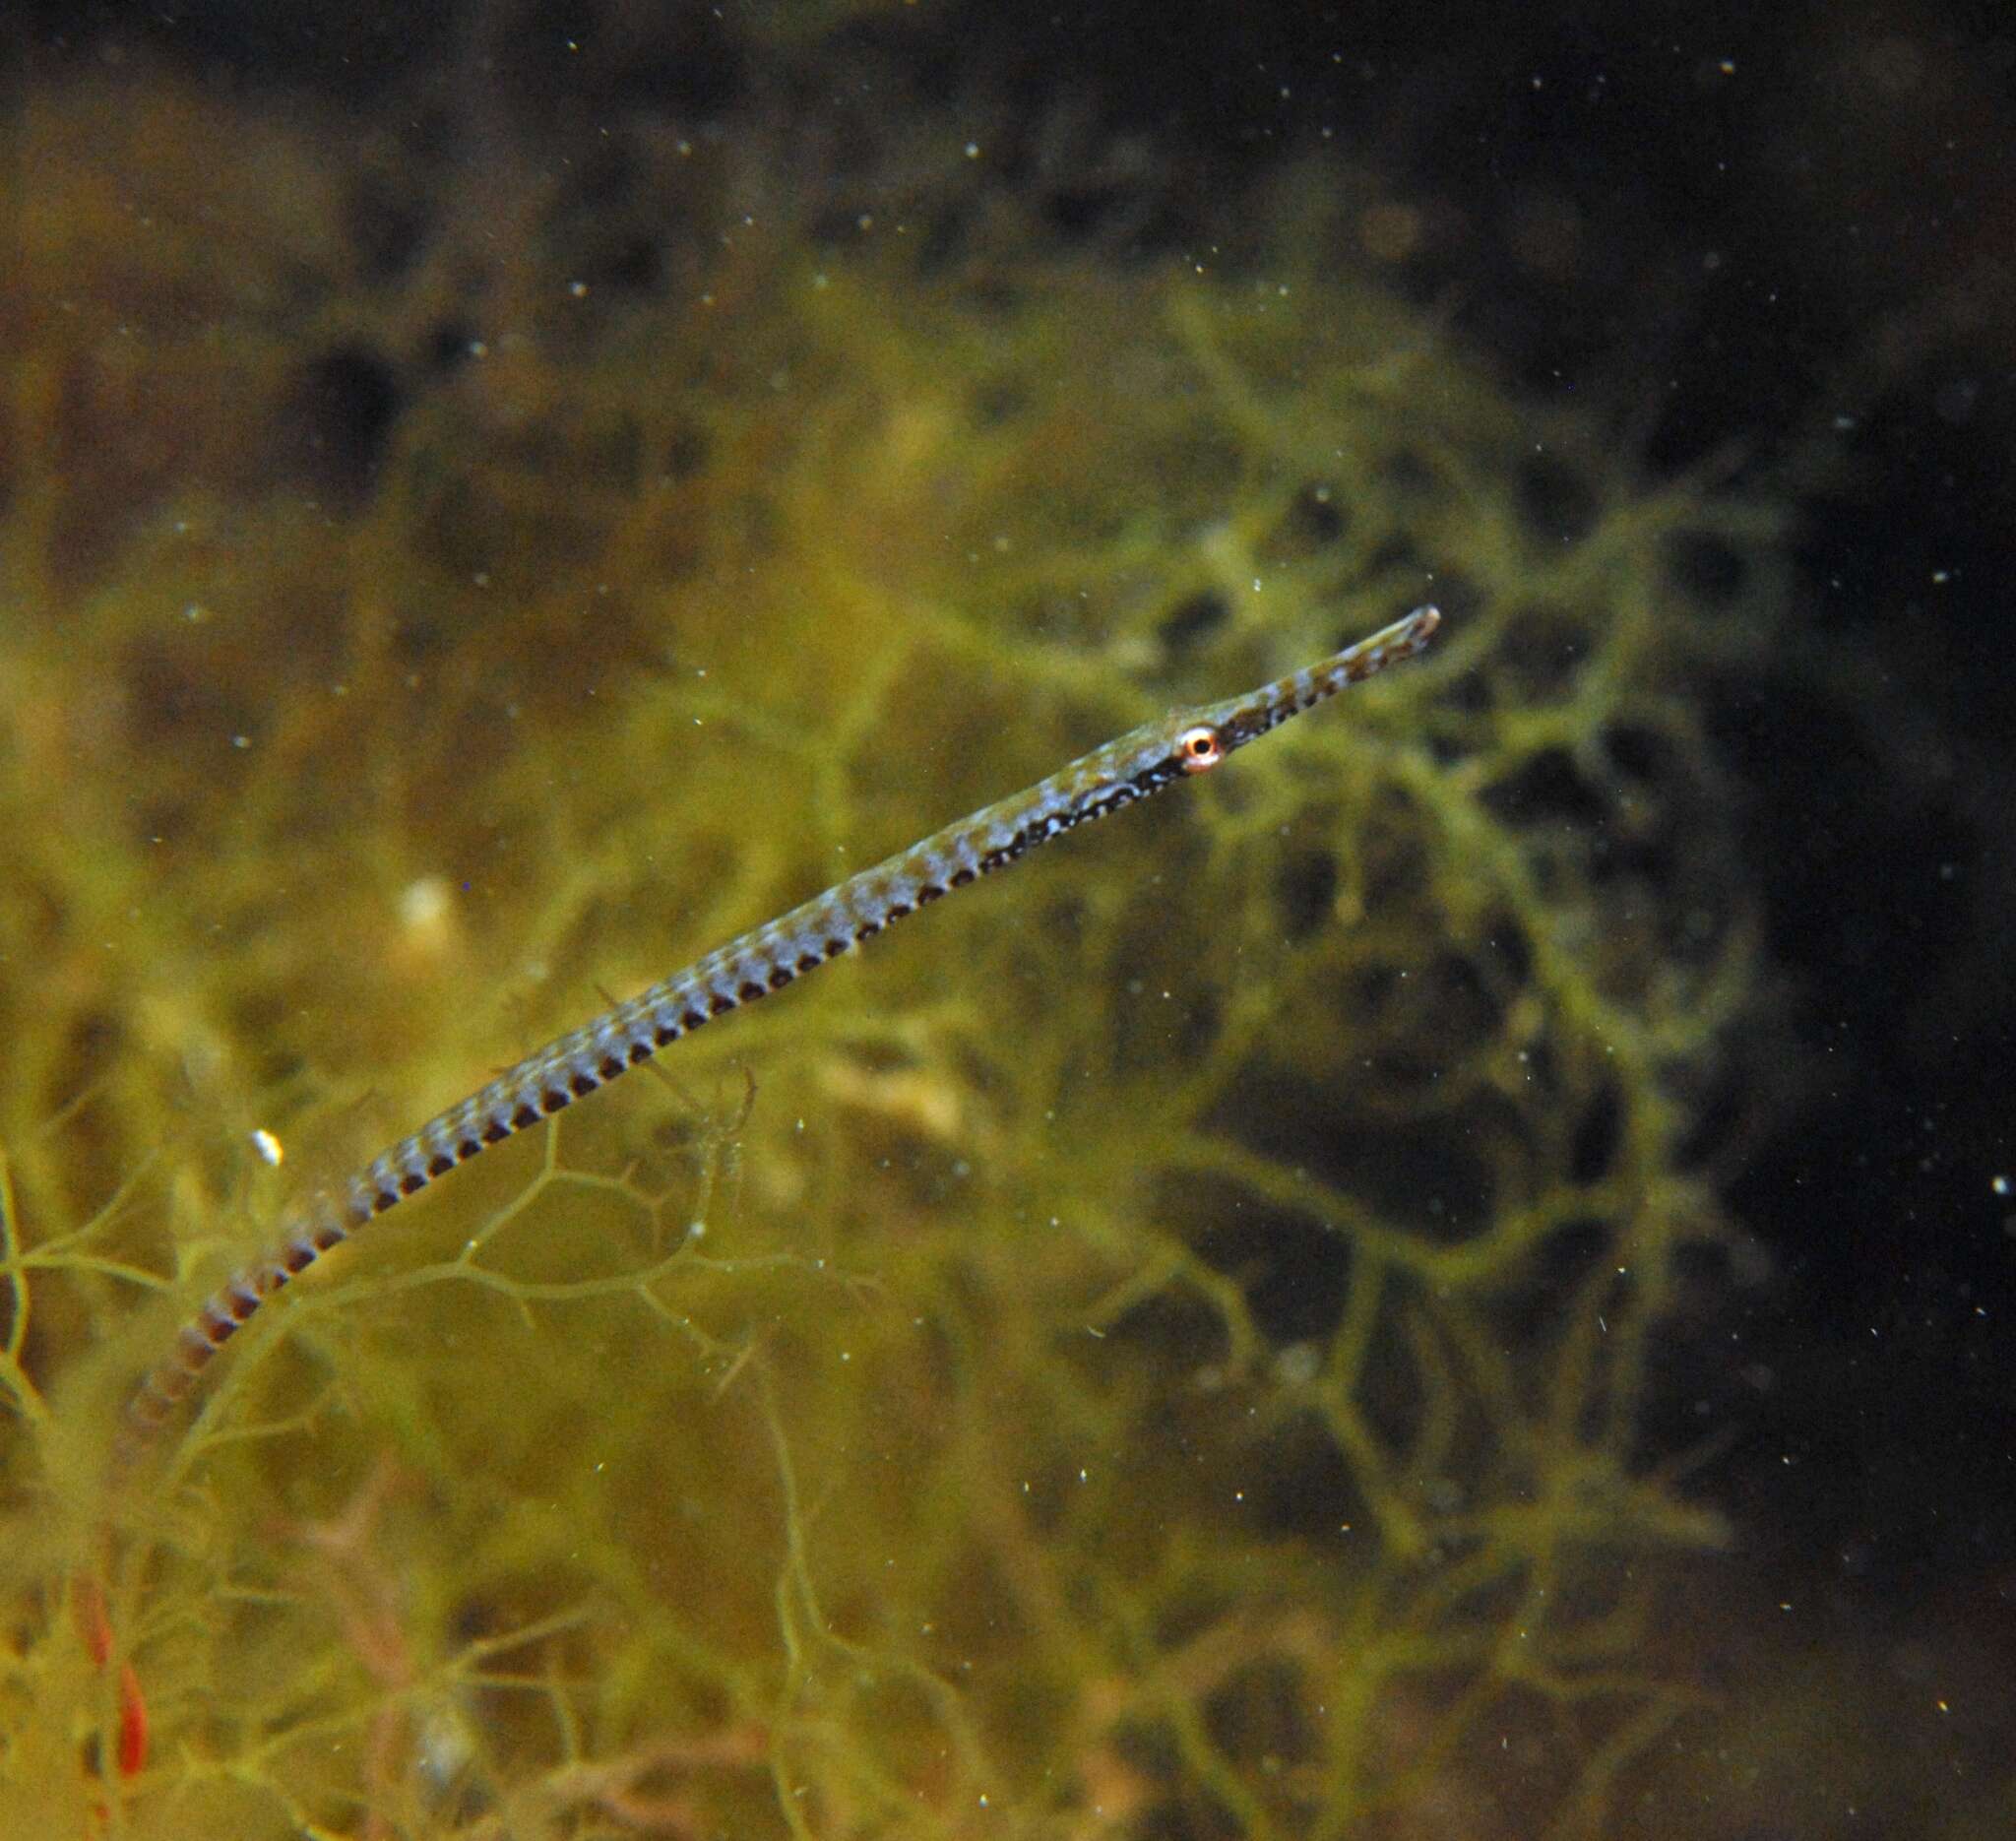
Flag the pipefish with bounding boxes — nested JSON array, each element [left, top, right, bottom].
[[121, 604, 1440, 1462]]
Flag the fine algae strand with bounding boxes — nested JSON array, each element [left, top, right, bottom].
[[120, 605, 1441, 1465]]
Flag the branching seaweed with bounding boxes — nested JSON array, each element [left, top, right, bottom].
[[1, 62, 1783, 1841]]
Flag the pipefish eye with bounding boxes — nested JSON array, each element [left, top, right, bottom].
[[1175, 725, 1225, 773]]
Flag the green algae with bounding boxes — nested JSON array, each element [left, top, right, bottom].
[[2, 67, 1781, 1841]]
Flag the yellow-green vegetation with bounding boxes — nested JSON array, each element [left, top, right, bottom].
[[2, 67, 1780, 1841]]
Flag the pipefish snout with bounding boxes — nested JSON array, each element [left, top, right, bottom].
[[118, 604, 1441, 1466]]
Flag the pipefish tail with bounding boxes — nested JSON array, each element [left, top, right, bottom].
[[119, 604, 1441, 1465]]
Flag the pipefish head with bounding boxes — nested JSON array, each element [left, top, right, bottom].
[[1172, 603, 1442, 768]]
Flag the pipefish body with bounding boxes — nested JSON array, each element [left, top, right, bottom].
[[121, 604, 1440, 1461]]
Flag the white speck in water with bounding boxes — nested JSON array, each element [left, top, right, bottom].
[[1273, 1341, 1320, 1386], [399, 874, 453, 935]]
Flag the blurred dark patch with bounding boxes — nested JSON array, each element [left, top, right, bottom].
[[277, 345, 404, 504]]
